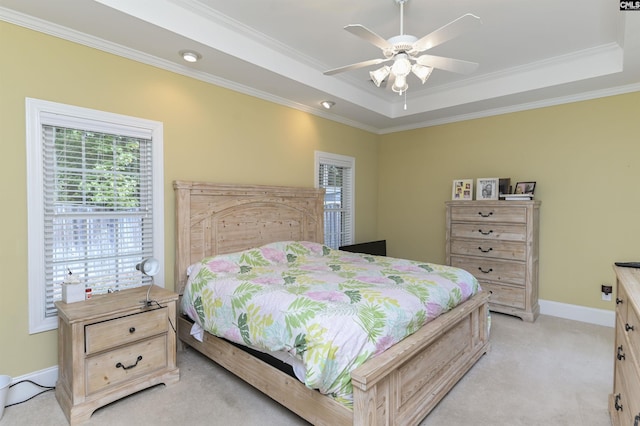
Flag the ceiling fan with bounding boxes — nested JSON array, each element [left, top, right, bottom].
[[324, 0, 482, 95]]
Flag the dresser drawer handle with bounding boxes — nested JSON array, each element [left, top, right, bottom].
[[477, 229, 493, 236], [614, 393, 622, 411], [477, 211, 493, 218], [115, 355, 143, 370], [478, 267, 493, 274], [625, 323, 635, 332], [478, 247, 493, 253], [634, 413, 639, 426], [129, 327, 136, 334], [617, 345, 626, 361], [616, 298, 623, 305]]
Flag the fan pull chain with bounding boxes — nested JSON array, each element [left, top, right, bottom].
[[404, 91, 407, 110]]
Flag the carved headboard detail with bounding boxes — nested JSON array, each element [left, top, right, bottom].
[[173, 181, 324, 294]]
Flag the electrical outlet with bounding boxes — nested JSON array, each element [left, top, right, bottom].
[[602, 284, 613, 301]]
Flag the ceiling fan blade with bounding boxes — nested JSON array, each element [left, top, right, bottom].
[[416, 54, 479, 74], [344, 24, 393, 50], [324, 58, 390, 76], [411, 14, 481, 53]]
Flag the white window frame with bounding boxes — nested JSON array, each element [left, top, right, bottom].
[[26, 98, 164, 334], [314, 151, 355, 249]]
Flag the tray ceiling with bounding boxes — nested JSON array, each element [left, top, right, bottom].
[[1, 0, 639, 133]]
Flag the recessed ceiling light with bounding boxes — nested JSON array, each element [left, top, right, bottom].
[[180, 50, 201, 63], [321, 101, 335, 109]]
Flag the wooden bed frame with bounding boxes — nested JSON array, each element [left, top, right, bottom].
[[174, 180, 490, 426]]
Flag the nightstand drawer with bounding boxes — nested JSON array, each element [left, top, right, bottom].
[[450, 223, 526, 242], [86, 335, 167, 395], [85, 308, 167, 355], [450, 239, 526, 261], [449, 205, 528, 223]]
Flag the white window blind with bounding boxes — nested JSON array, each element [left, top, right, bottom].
[[314, 152, 355, 249], [42, 126, 154, 317], [27, 98, 164, 334]]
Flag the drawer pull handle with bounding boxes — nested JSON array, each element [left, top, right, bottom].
[[129, 327, 136, 334], [625, 323, 635, 332], [478, 211, 493, 218], [617, 345, 626, 361], [616, 298, 623, 305], [478, 247, 493, 253], [478, 267, 493, 274], [115, 355, 143, 371], [478, 229, 493, 236], [634, 414, 639, 426], [614, 393, 622, 411]]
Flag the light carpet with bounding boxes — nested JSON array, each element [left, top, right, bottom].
[[0, 313, 614, 425]]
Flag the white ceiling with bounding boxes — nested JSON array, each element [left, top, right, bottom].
[[2, 0, 639, 133]]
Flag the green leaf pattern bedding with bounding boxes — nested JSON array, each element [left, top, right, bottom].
[[182, 241, 480, 408]]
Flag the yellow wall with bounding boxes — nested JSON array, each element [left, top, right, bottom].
[[2, 19, 639, 379], [378, 93, 640, 310], [0, 22, 379, 377]]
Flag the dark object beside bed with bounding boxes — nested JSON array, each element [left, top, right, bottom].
[[339, 240, 386, 256]]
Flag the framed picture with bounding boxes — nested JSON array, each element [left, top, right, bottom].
[[476, 178, 499, 200], [452, 179, 473, 200], [498, 178, 511, 196], [514, 181, 536, 195]]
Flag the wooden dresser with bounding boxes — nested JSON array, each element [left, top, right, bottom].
[[446, 200, 540, 322], [610, 265, 640, 426], [55, 285, 180, 425]]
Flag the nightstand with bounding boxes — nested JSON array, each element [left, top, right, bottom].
[[55, 285, 180, 425]]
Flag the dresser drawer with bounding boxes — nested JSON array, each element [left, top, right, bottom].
[[450, 223, 527, 242], [617, 282, 629, 325], [450, 255, 525, 286], [449, 205, 528, 223], [85, 308, 168, 355], [86, 335, 167, 395], [481, 282, 525, 309], [625, 303, 640, 360], [614, 325, 640, 422], [612, 366, 633, 426], [450, 239, 526, 261]]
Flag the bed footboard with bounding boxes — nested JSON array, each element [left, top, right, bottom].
[[351, 290, 490, 425], [178, 290, 489, 426]]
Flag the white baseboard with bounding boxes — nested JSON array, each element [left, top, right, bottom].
[[4, 366, 58, 407], [539, 299, 615, 328]]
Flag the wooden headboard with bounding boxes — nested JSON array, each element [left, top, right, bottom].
[[173, 181, 325, 294]]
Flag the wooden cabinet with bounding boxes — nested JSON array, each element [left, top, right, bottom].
[[446, 200, 540, 322], [55, 285, 180, 425], [609, 266, 640, 426]]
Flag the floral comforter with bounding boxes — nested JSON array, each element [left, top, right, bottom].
[[182, 241, 480, 407]]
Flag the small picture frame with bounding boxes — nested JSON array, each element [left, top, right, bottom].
[[498, 178, 511, 196], [514, 181, 536, 195], [476, 178, 499, 200], [452, 179, 473, 200]]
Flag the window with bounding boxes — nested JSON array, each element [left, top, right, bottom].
[[314, 151, 354, 249], [26, 98, 164, 333]]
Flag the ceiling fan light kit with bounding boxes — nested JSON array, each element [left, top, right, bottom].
[[324, 0, 481, 102]]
